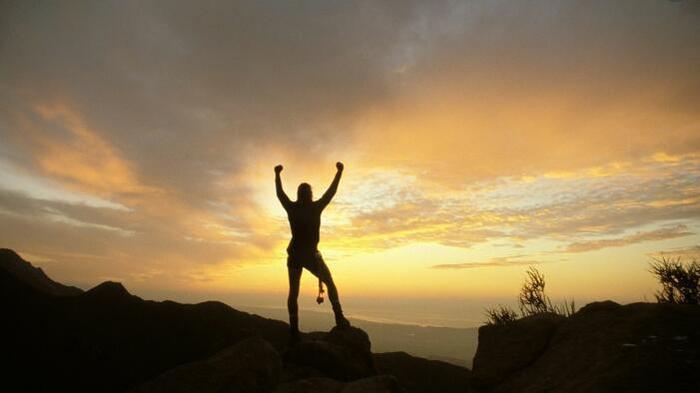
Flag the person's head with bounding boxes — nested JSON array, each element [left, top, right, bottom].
[[297, 183, 313, 203]]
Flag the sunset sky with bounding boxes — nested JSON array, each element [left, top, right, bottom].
[[1, 1, 699, 326]]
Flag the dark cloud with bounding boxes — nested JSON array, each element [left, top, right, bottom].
[[0, 0, 425, 209]]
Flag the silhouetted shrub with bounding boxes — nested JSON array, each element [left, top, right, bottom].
[[484, 305, 518, 325], [550, 299, 576, 317], [518, 267, 549, 316], [518, 266, 576, 317], [650, 257, 699, 305], [482, 267, 576, 325]]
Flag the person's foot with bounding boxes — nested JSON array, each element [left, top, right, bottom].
[[289, 327, 301, 345], [335, 313, 351, 328]]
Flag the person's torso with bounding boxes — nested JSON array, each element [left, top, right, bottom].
[[286, 202, 322, 252]]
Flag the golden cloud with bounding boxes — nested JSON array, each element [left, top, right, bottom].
[[563, 225, 693, 253], [31, 103, 157, 197]]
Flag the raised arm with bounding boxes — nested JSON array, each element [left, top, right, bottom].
[[318, 162, 344, 209], [275, 165, 292, 210]]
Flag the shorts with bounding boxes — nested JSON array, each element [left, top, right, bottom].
[[287, 249, 324, 273]]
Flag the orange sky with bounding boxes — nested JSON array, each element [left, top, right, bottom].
[[1, 1, 699, 325]]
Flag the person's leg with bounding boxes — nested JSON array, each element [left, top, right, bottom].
[[287, 264, 303, 335], [307, 252, 350, 327]]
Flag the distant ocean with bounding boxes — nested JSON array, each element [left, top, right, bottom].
[[115, 286, 500, 327], [229, 293, 514, 328], [134, 287, 602, 329]]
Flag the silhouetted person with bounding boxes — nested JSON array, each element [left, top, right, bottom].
[[275, 162, 350, 339]]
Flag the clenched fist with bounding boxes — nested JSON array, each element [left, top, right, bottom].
[[336, 162, 344, 171], [274, 165, 283, 174]]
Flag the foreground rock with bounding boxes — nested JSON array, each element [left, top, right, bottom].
[[284, 326, 376, 381], [471, 312, 565, 388], [131, 337, 282, 393], [472, 301, 700, 393], [131, 326, 403, 393]]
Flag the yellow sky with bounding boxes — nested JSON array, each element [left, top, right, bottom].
[[1, 1, 699, 321]]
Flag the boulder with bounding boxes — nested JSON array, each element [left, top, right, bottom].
[[130, 336, 282, 393], [471, 312, 565, 389], [284, 326, 376, 381]]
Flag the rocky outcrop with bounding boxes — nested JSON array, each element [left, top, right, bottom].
[[284, 326, 376, 381], [471, 312, 565, 390], [471, 301, 700, 393]]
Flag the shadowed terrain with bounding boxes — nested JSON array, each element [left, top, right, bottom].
[[1, 248, 468, 393], [4, 248, 699, 393]]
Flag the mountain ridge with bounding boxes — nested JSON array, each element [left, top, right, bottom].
[[0, 248, 82, 296]]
